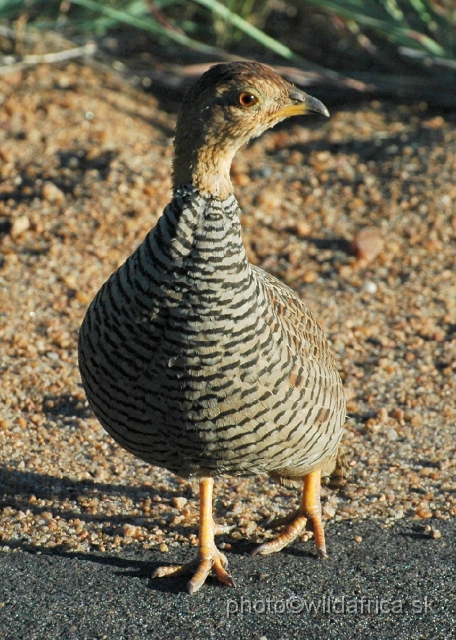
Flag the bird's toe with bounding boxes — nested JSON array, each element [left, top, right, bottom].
[[152, 548, 235, 595], [251, 513, 308, 556]]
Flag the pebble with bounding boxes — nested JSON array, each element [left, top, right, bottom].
[[362, 281, 378, 294], [171, 497, 187, 510], [122, 524, 142, 538], [295, 221, 311, 238], [10, 215, 30, 238], [416, 505, 433, 519], [323, 504, 336, 518], [351, 227, 384, 262], [42, 181, 65, 203], [387, 428, 399, 441]]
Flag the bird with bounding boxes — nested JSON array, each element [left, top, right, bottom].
[[78, 61, 346, 594]]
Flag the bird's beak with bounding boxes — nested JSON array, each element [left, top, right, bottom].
[[277, 87, 329, 119]]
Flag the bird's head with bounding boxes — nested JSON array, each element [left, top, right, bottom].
[[172, 61, 329, 199]]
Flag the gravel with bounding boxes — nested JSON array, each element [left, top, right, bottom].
[[0, 60, 455, 620]]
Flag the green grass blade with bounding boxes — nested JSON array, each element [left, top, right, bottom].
[[192, 0, 299, 60], [66, 0, 222, 56], [302, 0, 446, 57]]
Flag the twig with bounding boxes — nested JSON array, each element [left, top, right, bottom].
[[141, 61, 372, 93], [0, 42, 96, 75]]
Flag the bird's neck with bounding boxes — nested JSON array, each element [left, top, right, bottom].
[[145, 186, 247, 279], [126, 187, 252, 320], [172, 130, 240, 200]]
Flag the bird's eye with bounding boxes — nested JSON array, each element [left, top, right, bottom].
[[238, 92, 258, 108]]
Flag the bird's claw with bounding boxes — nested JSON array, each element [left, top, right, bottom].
[[153, 546, 235, 595]]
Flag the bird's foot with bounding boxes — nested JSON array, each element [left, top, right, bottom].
[[252, 469, 328, 558], [152, 542, 235, 595], [153, 478, 236, 594], [251, 511, 309, 556]]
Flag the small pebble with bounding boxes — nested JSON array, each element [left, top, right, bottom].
[[354, 535, 363, 543], [323, 504, 336, 518], [387, 428, 398, 441], [42, 181, 65, 203], [416, 506, 433, 519], [122, 524, 141, 538], [362, 280, 378, 294], [302, 270, 318, 283], [351, 227, 384, 262], [295, 221, 311, 237], [11, 216, 30, 238], [171, 497, 187, 510]]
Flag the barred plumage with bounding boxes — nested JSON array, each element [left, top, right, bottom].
[[78, 61, 346, 594]]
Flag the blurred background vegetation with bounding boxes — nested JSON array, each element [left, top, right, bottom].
[[0, 0, 455, 104]]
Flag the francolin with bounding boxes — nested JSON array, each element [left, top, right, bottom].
[[79, 61, 346, 594]]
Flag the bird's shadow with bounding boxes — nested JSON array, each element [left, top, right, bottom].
[[0, 464, 193, 533]]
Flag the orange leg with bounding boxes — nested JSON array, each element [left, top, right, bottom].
[[152, 477, 235, 594], [252, 468, 328, 558]]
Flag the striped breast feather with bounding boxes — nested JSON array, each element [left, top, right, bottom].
[[251, 265, 345, 427], [251, 265, 339, 371]]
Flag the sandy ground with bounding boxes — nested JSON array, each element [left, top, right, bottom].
[[0, 61, 455, 620]]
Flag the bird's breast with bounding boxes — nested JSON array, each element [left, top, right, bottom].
[[78, 190, 345, 477]]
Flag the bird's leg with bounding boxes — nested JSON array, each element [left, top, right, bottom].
[[152, 477, 235, 594], [252, 468, 327, 558], [302, 468, 327, 558]]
